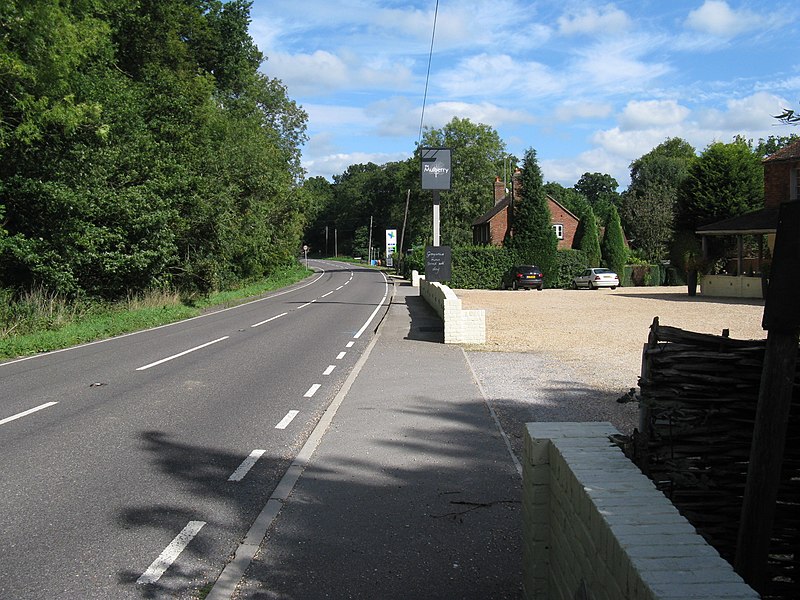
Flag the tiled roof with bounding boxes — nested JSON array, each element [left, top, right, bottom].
[[696, 206, 779, 234], [763, 139, 800, 162]]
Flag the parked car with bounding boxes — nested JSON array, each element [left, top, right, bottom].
[[573, 267, 619, 289], [501, 265, 543, 290]]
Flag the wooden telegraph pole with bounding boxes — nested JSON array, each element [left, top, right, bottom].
[[735, 200, 800, 592]]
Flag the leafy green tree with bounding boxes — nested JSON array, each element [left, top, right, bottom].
[[543, 181, 590, 217], [421, 117, 507, 246], [678, 139, 764, 230], [601, 205, 628, 278], [622, 138, 695, 262], [505, 148, 558, 282], [574, 172, 620, 221], [750, 134, 800, 158]]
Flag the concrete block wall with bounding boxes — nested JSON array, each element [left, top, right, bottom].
[[523, 422, 759, 600], [418, 279, 485, 344]]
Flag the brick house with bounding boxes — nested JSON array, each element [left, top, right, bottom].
[[472, 172, 580, 249]]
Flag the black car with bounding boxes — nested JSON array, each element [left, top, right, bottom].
[[501, 265, 543, 290]]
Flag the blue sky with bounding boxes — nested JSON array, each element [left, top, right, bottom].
[[248, 0, 799, 189]]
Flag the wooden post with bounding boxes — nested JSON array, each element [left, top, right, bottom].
[[735, 201, 800, 592]]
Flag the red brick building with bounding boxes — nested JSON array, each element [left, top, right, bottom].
[[472, 173, 580, 249], [762, 139, 800, 206]]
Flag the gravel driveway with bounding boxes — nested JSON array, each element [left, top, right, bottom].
[[455, 286, 768, 459]]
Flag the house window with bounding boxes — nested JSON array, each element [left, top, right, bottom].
[[553, 223, 564, 240], [792, 168, 799, 201]]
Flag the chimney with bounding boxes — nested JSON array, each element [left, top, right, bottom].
[[511, 168, 523, 201], [493, 176, 506, 205]]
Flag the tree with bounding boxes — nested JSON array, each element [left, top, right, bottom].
[[505, 148, 558, 282], [622, 138, 695, 262], [574, 172, 620, 221], [578, 206, 602, 267], [601, 205, 627, 279], [421, 117, 507, 247], [678, 140, 764, 230]]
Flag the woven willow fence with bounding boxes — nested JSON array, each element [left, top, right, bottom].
[[628, 318, 800, 599]]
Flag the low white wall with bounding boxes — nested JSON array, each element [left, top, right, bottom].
[[701, 275, 763, 299], [523, 422, 758, 600], [418, 278, 485, 344]]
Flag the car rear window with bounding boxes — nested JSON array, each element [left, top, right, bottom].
[[519, 267, 540, 274]]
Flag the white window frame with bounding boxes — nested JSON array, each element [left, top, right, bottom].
[[553, 223, 564, 240]]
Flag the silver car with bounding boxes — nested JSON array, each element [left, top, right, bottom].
[[573, 268, 619, 289]]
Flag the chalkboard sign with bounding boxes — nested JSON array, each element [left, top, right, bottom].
[[425, 245, 451, 282], [762, 200, 800, 333]]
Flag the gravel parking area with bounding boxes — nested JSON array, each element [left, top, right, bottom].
[[456, 286, 767, 457]]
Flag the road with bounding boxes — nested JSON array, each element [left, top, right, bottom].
[[0, 260, 389, 599]]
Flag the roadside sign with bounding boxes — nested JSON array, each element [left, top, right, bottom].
[[420, 148, 451, 190], [425, 245, 451, 282]]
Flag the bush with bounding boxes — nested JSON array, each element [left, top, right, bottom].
[[550, 249, 588, 289], [622, 264, 666, 287], [449, 246, 511, 289]]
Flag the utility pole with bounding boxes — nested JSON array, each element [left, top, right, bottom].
[[367, 215, 373, 263]]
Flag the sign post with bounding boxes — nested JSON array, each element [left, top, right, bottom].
[[420, 147, 451, 248], [385, 229, 397, 267]]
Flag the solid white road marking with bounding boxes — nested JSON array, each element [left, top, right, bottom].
[[136, 337, 229, 371], [228, 450, 267, 481], [323, 365, 335, 375], [304, 384, 321, 398], [275, 410, 300, 430], [251, 312, 287, 328], [0, 402, 59, 426], [336, 352, 346, 360], [137, 521, 206, 585], [354, 275, 388, 338]]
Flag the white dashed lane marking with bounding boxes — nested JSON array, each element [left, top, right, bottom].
[[275, 411, 300, 430], [304, 384, 321, 398], [137, 521, 206, 585], [323, 365, 336, 375], [228, 450, 267, 481]]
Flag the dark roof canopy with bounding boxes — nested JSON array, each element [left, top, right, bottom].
[[696, 206, 779, 235], [763, 139, 800, 163]]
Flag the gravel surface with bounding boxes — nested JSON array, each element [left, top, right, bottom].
[[455, 286, 767, 458]]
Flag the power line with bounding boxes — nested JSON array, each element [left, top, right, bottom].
[[417, 0, 439, 146]]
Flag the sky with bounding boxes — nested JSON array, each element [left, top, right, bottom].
[[248, 0, 799, 189]]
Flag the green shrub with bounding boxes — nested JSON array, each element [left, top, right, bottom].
[[449, 246, 512, 289], [550, 249, 588, 289]]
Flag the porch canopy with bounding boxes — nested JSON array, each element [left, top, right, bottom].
[[696, 206, 779, 274]]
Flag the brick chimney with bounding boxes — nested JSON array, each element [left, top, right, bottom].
[[493, 176, 506, 205]]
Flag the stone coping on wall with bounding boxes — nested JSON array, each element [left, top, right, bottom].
[[523, 422, 759, 600]]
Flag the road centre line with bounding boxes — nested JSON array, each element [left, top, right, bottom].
[[321, 291, 333, 298], [346, 341, 354, 348], [228, 450, 266, 481], [323, 365, 336, 375], [336, 352, 346, 360], [251, 312, 287, 328], [136, 337, 229, 371], [275, 410, 300, 430], [336, 286, 343, 290], [298, 300, 316, 309], [0, 402, 59, 426], [304, 384, 321, 398], [137, 520, 206, 585]]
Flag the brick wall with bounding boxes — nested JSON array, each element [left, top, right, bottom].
[[547, 198, 579, 249], [763, 160, 796, 207], [418, 278, 485, 344], [523, 422, 759, 600]]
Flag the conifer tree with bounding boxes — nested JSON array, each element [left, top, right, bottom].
[[505, 148, 558, 283], [578, 206, 601, 267], [601, 205, 628, 280]]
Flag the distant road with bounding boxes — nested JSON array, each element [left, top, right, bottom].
[[0, 260, 389, 599]]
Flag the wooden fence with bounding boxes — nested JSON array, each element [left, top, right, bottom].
[[627, 318, 800, 599]]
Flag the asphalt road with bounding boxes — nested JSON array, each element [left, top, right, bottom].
[[0, 260, 389, 599]]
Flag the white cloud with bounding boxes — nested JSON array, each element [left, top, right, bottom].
[[554, 100, 613, 122], [422, 101, 535, 130], [619, 100, 690, 131], [684, 1, 759, 38], [570, 37, 672, 92], [557, 4, 632, 37], [303, 150, 410, 181], [439, 54, 563, 99]]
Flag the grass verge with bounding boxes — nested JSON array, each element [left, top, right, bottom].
[[0, 264, 312, 362]]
